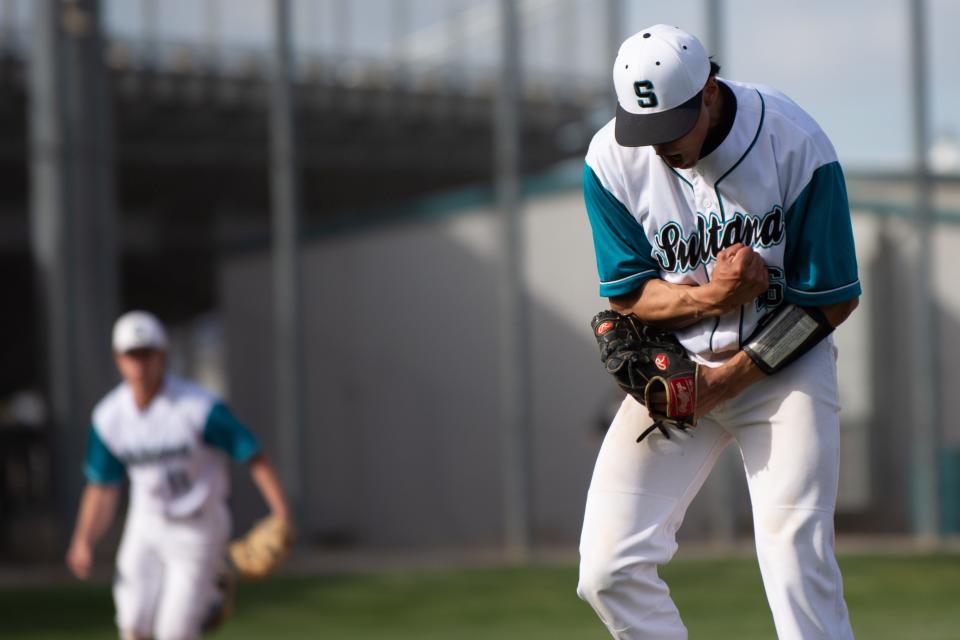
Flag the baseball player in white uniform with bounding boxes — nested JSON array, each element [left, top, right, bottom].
[[66, 311, 291, 640], [577, 26, 860, 639]]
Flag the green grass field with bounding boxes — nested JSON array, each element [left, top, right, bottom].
[[3, 553, 959, 639]]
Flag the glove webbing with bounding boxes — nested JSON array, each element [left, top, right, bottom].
[[636, 405, 694, 442]]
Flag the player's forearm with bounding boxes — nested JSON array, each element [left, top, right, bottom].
[[699, 351, 766, 412], [610, 278, 728, 329], [821, 297, 859, 328], [700, 297, 859, 410], [249, 455, 292, 522], [70, 484, 119, 547]]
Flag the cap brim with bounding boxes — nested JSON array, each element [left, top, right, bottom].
[[115, 342, 164, 353], [614, 90, 703, 147]]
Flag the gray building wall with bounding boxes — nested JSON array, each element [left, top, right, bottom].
[[219, 168, 960, 547], [220, 185, 607, 548]]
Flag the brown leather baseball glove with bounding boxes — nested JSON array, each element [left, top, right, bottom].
[[591, 310, 699, 441], [228, 515, 295, 580]]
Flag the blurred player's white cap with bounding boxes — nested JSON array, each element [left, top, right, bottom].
[[112, 310, 168, 352], [613, 25, 710, 147]]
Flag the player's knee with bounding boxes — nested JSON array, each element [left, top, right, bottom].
[[756, 506, 839, 581], [758, 506, 831, 544], [758, 507, 796, 542], [577, 559, 612, 606], [577, 553, 649, 607]]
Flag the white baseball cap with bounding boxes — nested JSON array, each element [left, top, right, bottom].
[[112, 310, 168, 353], [613, 25, 710, 147]]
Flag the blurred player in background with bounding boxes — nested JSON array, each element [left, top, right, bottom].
[[66, 310, 291, 640]]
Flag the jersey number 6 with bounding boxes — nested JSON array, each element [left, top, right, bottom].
[[633, 80, 658, 108], [758, 266, 785, 311]]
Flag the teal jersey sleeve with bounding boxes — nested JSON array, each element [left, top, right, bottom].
[[202, 403, 262, 463], [783, 161, 862, 306], [84, 425, 125, 485], [583, 163, 660, 297]]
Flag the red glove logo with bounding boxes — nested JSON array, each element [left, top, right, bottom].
[[596, 320, 615, 336], [670, 377, 696, 416], [655, 353, 669, 370]]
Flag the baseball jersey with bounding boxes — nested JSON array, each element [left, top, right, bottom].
[[584, 79, 861, 363], [84, 376, 261, 518]]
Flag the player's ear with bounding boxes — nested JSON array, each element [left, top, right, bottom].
[[702, 77, 719, 106]]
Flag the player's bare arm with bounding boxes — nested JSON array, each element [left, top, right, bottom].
[[229, 454, 296, 580], [66, 483, 120, 580], [640, 297, 860, 419], [610, 243, 768, 329], [248, 453, 292, 523]]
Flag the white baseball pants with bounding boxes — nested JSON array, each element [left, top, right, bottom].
[[113, 502, 231, 640], [577, 339, 854, 639]]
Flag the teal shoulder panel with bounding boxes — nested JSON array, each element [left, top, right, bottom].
[[203, 403, 262, 463], [583, 163, 659, 297], [83, 425, 125, 485], [783, 161, 862, 306]]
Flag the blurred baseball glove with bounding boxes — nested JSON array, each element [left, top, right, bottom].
[[228, 515, 295, 580], [591, 310, 699, 441]]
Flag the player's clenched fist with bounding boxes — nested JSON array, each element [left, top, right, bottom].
[[703, 243, 769, 310]]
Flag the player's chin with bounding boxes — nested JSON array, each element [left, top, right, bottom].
[[665, 155, 692, 169]]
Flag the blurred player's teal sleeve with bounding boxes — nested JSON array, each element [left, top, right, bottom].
[[783, 161, 862, 306], [84, 425, 125, 485], [203, 403, 262, 463], [583, 163, 660, 297]]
